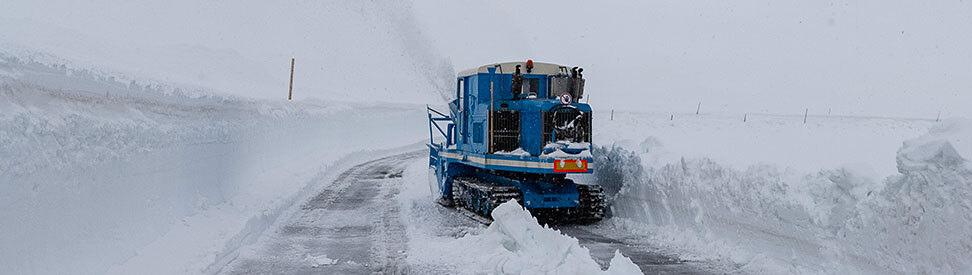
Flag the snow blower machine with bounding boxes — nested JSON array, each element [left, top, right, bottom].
[[427, 60, 604, 223]]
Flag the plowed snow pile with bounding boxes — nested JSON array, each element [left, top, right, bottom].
[[600, 118, 972, 273], [399, 160, 641, 274], [861, 118, 972, 273], [469, 200, 641, 274]]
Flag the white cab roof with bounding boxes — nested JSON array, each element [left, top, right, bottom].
[[457, 61, 569, 77]]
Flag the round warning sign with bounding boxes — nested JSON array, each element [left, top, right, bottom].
[[559, 93, 572, 104]]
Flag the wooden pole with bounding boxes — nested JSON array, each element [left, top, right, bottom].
[[696, 102, 701, 115], [804, 108, 808, 124], [744, 113, 748, 122], [611, 109, 614, 121], [288, 58, 295, 100]]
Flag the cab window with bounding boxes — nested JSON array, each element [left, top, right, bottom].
[[522, 78, 539, 97]]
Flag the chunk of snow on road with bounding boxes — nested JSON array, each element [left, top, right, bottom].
[[305, 254, 337, 268], [467, 200, 641, 274], [606, 250, 643, 274]]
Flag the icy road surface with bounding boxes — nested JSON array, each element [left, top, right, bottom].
[[219, 152, 421, 274], [218, 150, 721, 274], [556, 226, 716, 274]]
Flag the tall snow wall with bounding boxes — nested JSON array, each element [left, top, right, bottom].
[[600, 119, 972, 273], [0, 36, 433, 275]]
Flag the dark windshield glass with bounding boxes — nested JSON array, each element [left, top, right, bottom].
[[523, 78, 539, 96]]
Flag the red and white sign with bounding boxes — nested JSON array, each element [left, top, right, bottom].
[[553, 159, 588, 172], [559, 93, 572, 104]]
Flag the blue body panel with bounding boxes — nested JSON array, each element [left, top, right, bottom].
[[427, 64, 593, 210], [453, 71, 592, 157], [519, 180, 579, 209]]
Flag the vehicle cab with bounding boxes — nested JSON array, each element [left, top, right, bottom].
[[430, 60, 593, 174]]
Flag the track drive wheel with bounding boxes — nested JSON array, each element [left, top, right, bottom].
[[575, 184, 605, 223]]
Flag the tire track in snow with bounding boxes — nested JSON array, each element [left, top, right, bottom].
[[221, 150, 721, 274], [219, 151, 422, 274], [555, 225, 722, 274]]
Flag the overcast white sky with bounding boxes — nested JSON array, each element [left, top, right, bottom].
[[3, 0, 971, 118], [411, 0, 972, 118]]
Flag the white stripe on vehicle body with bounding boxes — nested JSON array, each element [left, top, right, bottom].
[[438, 151, 594, 170]]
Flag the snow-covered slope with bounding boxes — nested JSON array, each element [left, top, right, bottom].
[[0, 52, 430, 274], [589, 111, 971, 273]]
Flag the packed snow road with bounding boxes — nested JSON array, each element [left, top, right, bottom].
[[217, 150, 718, 274], [557, 226, 716, 274], [219, 152, 422, 274]]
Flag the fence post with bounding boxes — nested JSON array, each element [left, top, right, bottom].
[[288, 58, 295, 100]]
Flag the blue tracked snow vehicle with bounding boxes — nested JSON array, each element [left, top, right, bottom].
[[427, 60, 604, 223]]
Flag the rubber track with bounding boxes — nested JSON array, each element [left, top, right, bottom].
[[452, 177, 605, 223]]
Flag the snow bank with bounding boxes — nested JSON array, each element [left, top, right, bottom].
[[594, 111, 934, 176], [897, 118, 972, 171], [0, 54, 430, 274], [472, 200, 641, 274], [599, 117, 972, 273], [843, 118, 972, 273]]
